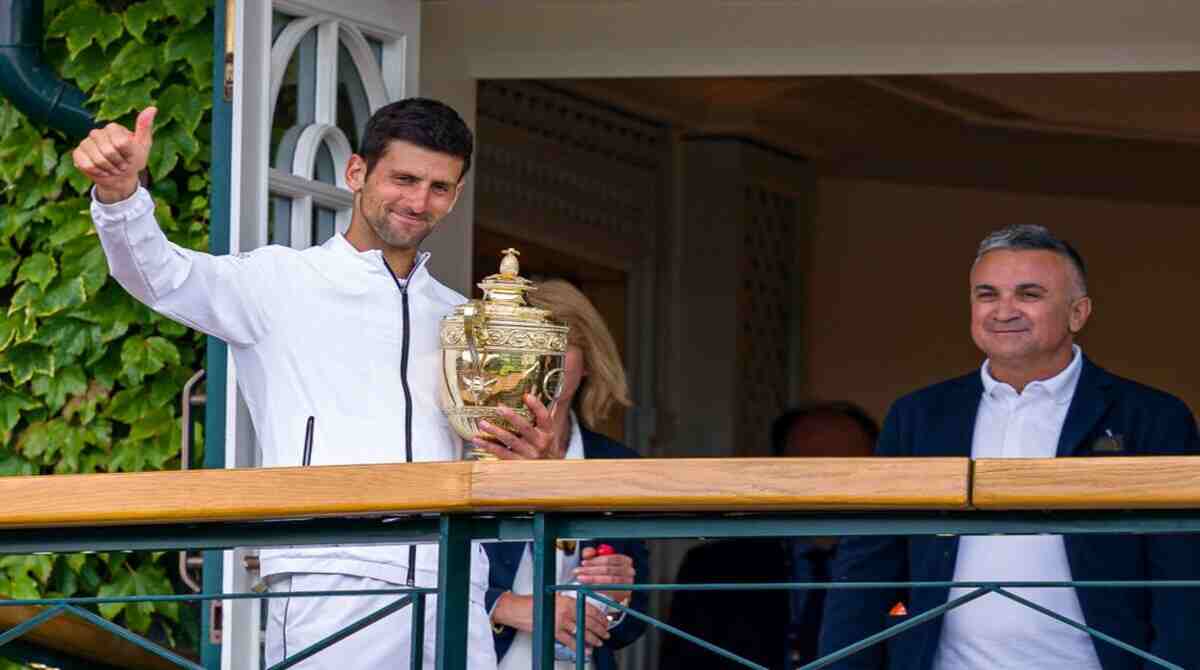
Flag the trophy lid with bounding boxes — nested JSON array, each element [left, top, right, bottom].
[[444, 248, 565, 329], [477, 248, 535, 306]]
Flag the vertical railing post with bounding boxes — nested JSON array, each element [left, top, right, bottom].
[[532, 512, 560, 669], [435, 515, 473, 670]]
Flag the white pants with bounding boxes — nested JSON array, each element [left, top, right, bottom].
[[264, 573, 497, 669]]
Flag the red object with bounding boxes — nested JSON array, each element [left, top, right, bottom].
[[888, 602, 908, 617], [596, 544, 615, 556]]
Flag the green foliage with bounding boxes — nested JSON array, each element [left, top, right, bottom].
[[0, 0, 212, 658]]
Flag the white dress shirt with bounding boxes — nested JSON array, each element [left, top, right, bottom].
[[932, 345, 1102, 669], [91, 188, 495, 665]]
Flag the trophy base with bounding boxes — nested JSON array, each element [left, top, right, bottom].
[[464, 444, 502, 461]]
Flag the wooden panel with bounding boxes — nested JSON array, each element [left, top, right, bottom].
[[470, 458, 971, 511], [0, 599, 181, 669], [0, 462, 473, 528], [973, 457, 1200, 509]]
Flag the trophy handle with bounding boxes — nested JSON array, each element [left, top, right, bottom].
[[542, 367, 565, 400], [463, 308, 489, 379]]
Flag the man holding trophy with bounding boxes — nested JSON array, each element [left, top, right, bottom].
[[73, 98, 565, 667]]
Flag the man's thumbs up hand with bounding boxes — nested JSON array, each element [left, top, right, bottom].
[[73, 107, 157, 204]]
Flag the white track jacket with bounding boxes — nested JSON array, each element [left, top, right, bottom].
[[91, 187, 489, 601]]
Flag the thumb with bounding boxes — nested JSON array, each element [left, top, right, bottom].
[[134, 107, 157, 145]]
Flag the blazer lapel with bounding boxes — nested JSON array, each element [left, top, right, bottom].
[[928, 374, 983, 458], [1056, 357, 1115, 457]]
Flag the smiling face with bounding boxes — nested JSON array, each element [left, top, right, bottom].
[[344, 139, 465, 251], [970, 249, 1091, 382]]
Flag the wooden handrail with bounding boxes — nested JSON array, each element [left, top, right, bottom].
[[0, 458, 970, 528], [470, 458, 970, 511], [3, 456, 1200, 527], [973, 456, 1200, 509]]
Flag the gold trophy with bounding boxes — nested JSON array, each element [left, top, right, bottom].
[[440, 249, 569, 460]]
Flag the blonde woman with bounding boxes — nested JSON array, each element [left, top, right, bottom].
[[474, 279, 649, 669]]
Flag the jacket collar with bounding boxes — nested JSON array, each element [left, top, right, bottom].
[[325, 233, 432, 288]]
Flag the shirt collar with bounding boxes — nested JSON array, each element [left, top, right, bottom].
[[980, 344, 1082, 404], [325, 233, 431, 283], [564, 412, 585, 461]]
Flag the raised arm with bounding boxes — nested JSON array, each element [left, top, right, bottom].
[[74, 108, 273, 346]]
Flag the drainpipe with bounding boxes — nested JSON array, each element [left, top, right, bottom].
[[0, 0, 94, 139]]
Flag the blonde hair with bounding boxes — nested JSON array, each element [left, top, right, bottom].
[[526, 279, 631, 429]]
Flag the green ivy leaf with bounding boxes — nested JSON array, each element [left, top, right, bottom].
[[35, 276, 89, 317], [8, 571, 39, 600], [0, 450, 37, 476], [60, 44, 110, 93], [0, 391, 40, 442], [107, 387, 150, 423], [58, 238, 108, 296], [31, 366, 88, 413], [55, 149, 92, 195], [16, 253, 57, 291], [40, 199, 94, 246], [162, 0, 207, 27], [158, 83, 208, 134], [0, 246, 19, 286], [108, 438, 146, 472], [51, 3, 125, 59], [51, 422, 89, 473], [106, 40, 163, 87], [162, 25, 212, 81], [127, 406, 174, 441], [0, 209, 36, 247], [95, 77, 158, 124], [120, 335, 179, 385], [124, 0, 164, 42], [37, 138, 59, 177], [8, 282, 42, 318], [148, 121, 201, 180], [63, 380, 111, 424], [0, 311, 37, 352], [16, 420, 56, 461], [0, 344, 55, 384]]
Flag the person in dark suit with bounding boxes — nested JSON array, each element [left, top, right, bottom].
[[660, 403, 878, 669], [819, 225, 1200, 670], [474, 279, 649, 669]]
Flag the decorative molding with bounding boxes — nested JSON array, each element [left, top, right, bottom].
[[440, 323, 568, 353]]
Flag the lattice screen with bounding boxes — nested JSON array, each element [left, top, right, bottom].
[[475, 80, 666, 245], [738, 185, 797, 455]]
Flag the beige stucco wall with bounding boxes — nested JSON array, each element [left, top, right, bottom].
[[800, 178, 1200, 424]]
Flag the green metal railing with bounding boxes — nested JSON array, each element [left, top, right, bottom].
[[0, 508, 1197, 669]]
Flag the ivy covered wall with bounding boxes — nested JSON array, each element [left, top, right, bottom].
[[0, 0, 213, 660]]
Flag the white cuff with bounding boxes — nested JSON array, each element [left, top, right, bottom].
[[90, 185, 153, 226]]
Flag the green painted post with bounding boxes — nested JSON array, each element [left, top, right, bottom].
[[202, 0, 232, 667], [532, 513, 560, 669], [435, 516, 473, 670], [410, 592, 426, 669]]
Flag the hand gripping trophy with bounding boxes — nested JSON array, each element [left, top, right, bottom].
[[440, 249, 569, 460]]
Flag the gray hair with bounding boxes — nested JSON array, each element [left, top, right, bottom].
[[975, 224, 1087, 296]]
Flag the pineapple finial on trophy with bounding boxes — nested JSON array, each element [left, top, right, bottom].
[[499, 248, 521, 277]]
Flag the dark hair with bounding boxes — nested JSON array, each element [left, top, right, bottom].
[[769, 402, 880, 457], [976, 224, 1087, 295], [359, 98, 474, 180]]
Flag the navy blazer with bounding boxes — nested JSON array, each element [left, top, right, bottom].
[[484, 426, 650, 670], [819, 357, 1200, 670]]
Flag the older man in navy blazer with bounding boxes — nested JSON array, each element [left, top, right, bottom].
[[819, 225, 1199, 670]]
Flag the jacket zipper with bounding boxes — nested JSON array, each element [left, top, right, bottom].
[[382, 256, 418, 587]]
